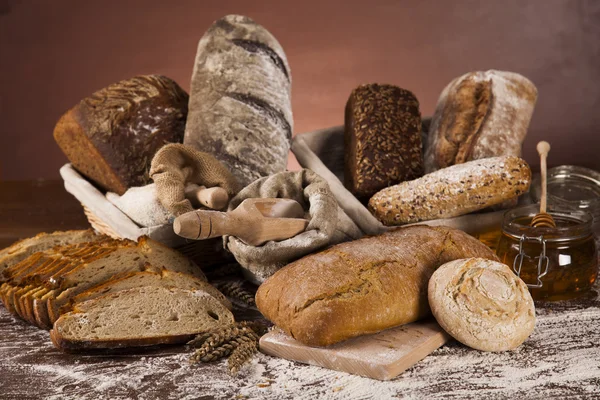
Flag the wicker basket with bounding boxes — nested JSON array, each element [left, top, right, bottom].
[[59, 164, 231, 267]]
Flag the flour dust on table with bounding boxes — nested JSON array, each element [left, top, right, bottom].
[[1, 287, 599, 399]]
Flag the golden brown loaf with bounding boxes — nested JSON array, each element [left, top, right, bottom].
[[255, 225, 499, 347], [368, 156, 531, 226], [425, 70, 537, 173], [53, 75, 189, 195], [428, 258, 535, 352], [344, 84, 423, 202]]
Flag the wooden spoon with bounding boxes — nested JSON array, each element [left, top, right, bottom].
[[531, 141, 557, 228], [173, 198, 308, 246]]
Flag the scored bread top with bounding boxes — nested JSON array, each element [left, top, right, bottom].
[[428, 258, 535, 351], [256, 225, 499, 346]]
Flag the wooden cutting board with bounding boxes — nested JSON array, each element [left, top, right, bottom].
[[259, 319, 450, 381]]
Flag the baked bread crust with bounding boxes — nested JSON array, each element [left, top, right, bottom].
[[53, 75, 188, 194], [425, 70, 537, 173], [344, 84, 423, 202], [50, 286, 234, 352], [428, 258, 535, 351], [184, 15, 292, 188], [368, 156, 531, 225], [255, 225, 499, 347]]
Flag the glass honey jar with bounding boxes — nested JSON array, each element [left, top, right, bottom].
[[496, 204, 598, 301]]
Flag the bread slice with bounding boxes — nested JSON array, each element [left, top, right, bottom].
[[1, 236, 206, 329], [50, 286, 234, 352], [63, 269, 231, 313], [0, 230, 100, 282]]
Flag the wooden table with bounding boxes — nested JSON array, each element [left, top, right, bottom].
[[1, 181, 599, 399]]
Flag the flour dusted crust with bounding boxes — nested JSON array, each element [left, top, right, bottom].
[[425, 70, 537, 173], [428, 258, 535, 352], [368, 156, 531, 226], [53, 75, 189, 194], [256, 225, 499, 347], [184, 15, 292, 188]]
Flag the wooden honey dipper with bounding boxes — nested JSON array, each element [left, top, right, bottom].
[[531, 141, 557, 228]]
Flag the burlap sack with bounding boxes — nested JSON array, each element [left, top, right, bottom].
[[224, 169, 363, 284], [149, 143, 240, 217]]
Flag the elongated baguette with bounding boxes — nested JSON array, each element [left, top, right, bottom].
[[256, 225, 498, 346], [368, 156, 531, 226]]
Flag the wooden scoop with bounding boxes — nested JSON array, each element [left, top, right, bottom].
[[173, 198, 308, 246], [531, 141, 557, 228], [185, 184, 229, 210]]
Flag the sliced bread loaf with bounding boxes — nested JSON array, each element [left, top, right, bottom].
[[0, 230, 100, 282], [50, 286, 234, 351], [0, 236, 206, 329], [64, 268, 231, 312]]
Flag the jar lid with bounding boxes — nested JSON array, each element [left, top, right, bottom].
[[531, 165, 600, 211]]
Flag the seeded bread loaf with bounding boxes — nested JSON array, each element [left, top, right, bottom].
[[256, 225, 499, 346], [368, 156, 531, 226], [428, 258, 535, 351], [0, 230, 98, 282], [54, 75, 189, 194], [50, 286, 234, 352], [344, 84, 422, 202], [184, 15, 292, 188], [425, 70, 537, 173]]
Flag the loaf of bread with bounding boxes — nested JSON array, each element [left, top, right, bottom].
[[344, 84, 422, 201], [424, 70, 537, 173], [65, 268, 231, 313], [0, 236, 206, 329], [428, 258, 535, 352], [255, 225, 499, 346], [50, 286, 234, 352], [54, 75, 189, 195], [368, 156, 531, 226], [0, 230, 98, 282], [184, 15, 292, 188]]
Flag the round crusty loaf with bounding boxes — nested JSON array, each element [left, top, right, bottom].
[[368, 156, 531, 225], [184, 15, 292, 188], [428, 258, 535, 352], [424, 70, 537, 173]]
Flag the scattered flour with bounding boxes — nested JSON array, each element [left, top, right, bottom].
[[2, 287, 600, 399]]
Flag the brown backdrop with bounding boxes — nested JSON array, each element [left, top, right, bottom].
[[1, 0, 599, 180]]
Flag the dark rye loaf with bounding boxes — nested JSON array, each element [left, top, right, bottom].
[[184, 15, 292, 188], [54, 75, 189, 195], [344, 84, 423, 202]]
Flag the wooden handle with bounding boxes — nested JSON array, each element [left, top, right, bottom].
[[184, 184, 229, 210], [173, 198, 310, 245], [173, 210, 237, 240], [537, 141, 551, 214]]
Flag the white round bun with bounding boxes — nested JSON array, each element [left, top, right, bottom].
[[428, 258, 535, 352]]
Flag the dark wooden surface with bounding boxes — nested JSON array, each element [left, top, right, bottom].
[[0, 181, 599, 399]]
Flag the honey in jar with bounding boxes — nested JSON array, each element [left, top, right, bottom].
[[495, 205, 598, 301]]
